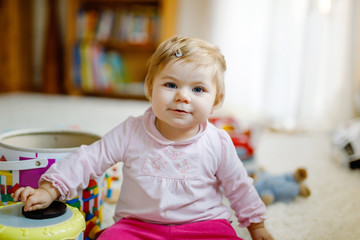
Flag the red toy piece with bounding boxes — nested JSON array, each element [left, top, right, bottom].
[[209, 117, 255, 161]]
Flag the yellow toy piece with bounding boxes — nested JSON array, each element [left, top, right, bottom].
[[0, 203, 85, 240]]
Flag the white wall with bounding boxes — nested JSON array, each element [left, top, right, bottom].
[[177, 0, 271, 119], [176, 0, 356, 130], [176, 0, 213, 41]]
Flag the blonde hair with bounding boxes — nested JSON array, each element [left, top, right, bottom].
[[144, 36, 226, 107]]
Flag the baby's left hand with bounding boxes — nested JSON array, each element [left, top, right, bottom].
[[247, 222, 274, 240], [249, 228, 274, 240]]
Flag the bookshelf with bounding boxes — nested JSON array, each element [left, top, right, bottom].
[[0, 0, 33, 93], [64, 0, 178, 100]]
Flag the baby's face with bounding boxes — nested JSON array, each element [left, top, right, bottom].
[[150, 60, 217, 140]]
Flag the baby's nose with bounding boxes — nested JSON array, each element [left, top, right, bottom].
[[175, 89, 191, 103]]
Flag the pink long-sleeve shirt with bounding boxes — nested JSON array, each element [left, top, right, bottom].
[[41, 107, 266, 227]]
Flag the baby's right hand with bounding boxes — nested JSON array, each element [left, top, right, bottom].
[[11, 181, 60, 211]]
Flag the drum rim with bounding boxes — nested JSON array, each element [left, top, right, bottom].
[[0, 203, 85, 240], [0, 128, 101, 153]]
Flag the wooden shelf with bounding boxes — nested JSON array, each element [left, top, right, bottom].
[[74, 82, 147, 100], [64, 0, 177, 99], [0, 0, 34, 93], [81, 0, 160, 4], [101, 40, 157, 52]]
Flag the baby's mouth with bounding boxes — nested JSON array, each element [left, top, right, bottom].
[[175, 109, 186, 113], [170, 108, 189, 114]]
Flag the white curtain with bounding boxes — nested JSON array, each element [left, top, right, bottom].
[[206, 0, 355, 131]]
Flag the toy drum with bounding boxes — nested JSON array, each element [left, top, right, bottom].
[[0, 203, 85, 240], [0, 129, 104, 239]]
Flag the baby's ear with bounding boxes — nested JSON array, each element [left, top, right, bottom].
[[212, 94, 224, 113], [210, 104, 216, 115], [145, 87, 152, 103]]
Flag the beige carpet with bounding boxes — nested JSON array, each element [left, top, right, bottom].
[[1, 93, 359, 240]]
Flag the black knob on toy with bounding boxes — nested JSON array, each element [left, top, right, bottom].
[[22, 201, 67, 219]]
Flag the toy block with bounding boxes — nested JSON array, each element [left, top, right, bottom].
[[93, 209, 99, 217], [85, 213, 95, 223], [0, 171, 13, 177], [1, 194, 8, 202], [94, 197, 98, 208], [87, 179, 97, 189], [83, 201, 89, 213], [89, 224, 101, 239], [10, 183, 20, 193], [83, 190, 91, 199], [84, 220, 95, 239], [93, 186, 99, 195]]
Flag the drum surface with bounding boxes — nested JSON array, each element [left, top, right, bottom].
[[0, 203, 85, 240]]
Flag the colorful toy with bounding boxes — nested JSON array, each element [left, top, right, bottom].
[[250, 168, 311, 205], [104, 163, 122, 204], [0, 129, 104, 240], [209, 117, 256, 162]]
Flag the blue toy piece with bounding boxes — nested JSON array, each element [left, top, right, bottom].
[[253, 168, 311, 205]]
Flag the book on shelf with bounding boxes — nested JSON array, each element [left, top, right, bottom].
[[75, 5, 160, 45], [73, 42, 138, 94], [76, 10, 99, 41], [95, 10, 115, 41], [73, 42, 82, 88]]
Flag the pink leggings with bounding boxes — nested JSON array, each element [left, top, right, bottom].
[[97, 218, 243, 240]]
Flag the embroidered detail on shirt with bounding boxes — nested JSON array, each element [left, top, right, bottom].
[[175, 159, 190, 178], [142, 146, 200, 180], [164, 148, 184, 160], [151, 156, 167, 173]]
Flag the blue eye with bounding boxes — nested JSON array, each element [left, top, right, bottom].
[[193, 87, 204, 93], [165, 83, 177, 89]]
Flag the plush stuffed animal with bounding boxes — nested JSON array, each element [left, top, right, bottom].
[[251, 168, 311, 205]]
